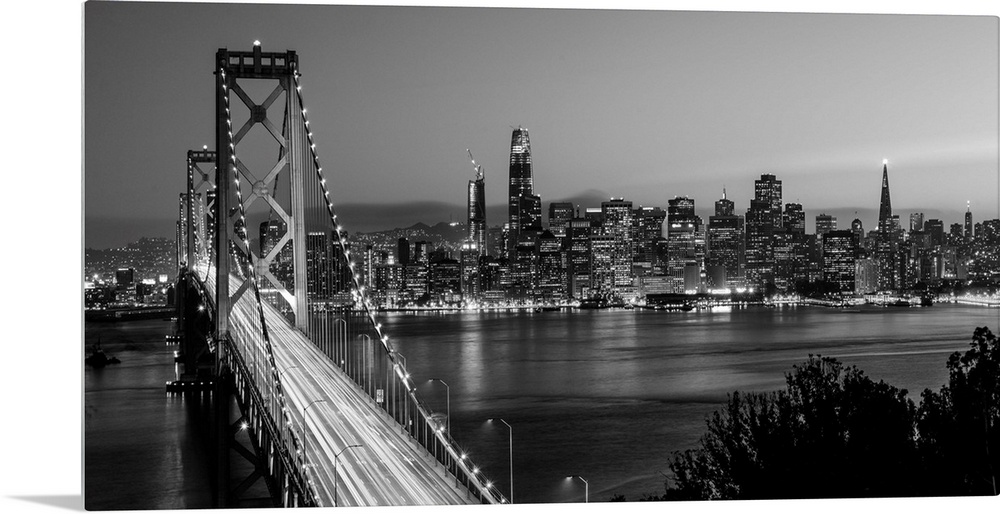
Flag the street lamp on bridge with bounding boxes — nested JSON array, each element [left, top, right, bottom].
[[428, 378, 450, 435], [566, 475, 589, 503], [487, 418, 513, 504], [302, 398, 327, 496], [334, 444, 364, 507]]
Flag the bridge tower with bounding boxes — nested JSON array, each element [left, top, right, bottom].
[[215, 43, 310, 342], [185, 148, 216, 268], [209, 44, 315, 508]]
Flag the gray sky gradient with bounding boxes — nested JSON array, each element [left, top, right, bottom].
[[84, 2, 998, 248]]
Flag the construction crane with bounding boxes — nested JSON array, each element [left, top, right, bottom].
[[467, 149, 484, 181]]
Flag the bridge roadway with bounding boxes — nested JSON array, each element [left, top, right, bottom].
[[204, 270, 477, 507]]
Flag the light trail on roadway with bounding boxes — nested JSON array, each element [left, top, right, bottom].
[[203, 268, 481, 507]]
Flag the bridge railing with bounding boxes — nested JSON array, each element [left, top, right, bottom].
[[303, 308, 507, 504]]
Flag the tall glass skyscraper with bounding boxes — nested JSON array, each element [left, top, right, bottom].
[[507, 127, 533, 256], [467, 166, 486, 255]]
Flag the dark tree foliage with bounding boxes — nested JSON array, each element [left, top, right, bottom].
[[917, 327, 1000, 496], [665, 327, 1000, 500], [667, 356, 919, 499]]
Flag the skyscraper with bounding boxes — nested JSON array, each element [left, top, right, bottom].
[[667, 196, 699, 293], [745, 174, 782, 289], [823, 230, 858, 292], [507, 127, 533, 256], [816, 214, 837, 235], [601, 198, 635, 296], [548, 202, 575, 238], [707, 190, 744, 290], [875, 160, 901, 290], [878, 160, 893, 231], [467, 163, 486, 255], [965, 202, 973, 242]]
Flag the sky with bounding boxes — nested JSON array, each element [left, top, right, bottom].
[[83, 2, 998, 248]]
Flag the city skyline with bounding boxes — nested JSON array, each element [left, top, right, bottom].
[[84, 3, 999, 249]]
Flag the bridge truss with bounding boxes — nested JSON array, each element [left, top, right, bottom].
[[176, 44, 507, 508]]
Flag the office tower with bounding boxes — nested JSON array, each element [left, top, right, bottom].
[[667, 196, 699, 293], [743, 174, 783, 290], [428, 258, 462, 301], [875, 161, 901, 290], [584, 207, 604, 226], [707, 196, 744, 290], [567, 218, 593, 298], [601, 198, 635, 296], [910, 213, 925, 233], [518, 194, 543, 234], [965, 202, 973, 242], [260, 219, 293, 289], [878, 161, 893, 231], [715, 188, 735, 217], [851, 218, 865, 247], [459, 242, 480, 299], [815, 214, 837, 235], [536, 230, 565, 301], [397, 237, 410, 266], [413, 241, 430, 264], [783, 203, 805, 235], [305, 232, 331, 301], [467, 165, 487, 255], [589, 234, 617, 295], [548, 202, 574, 238], [745, 199, 773, 289], [822, 230, 858, 293], [855, 258, 878, 294], [633, 206, 666, 269], [949, 223, 965, 246], [116, 268, 136, 288], [925, 219, 944, 246], [755, 174, 783, 228], [507, 127, 533, 255]]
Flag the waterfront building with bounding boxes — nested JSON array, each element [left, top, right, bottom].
[[855, 257, 878, 294], [707, 190, 744, 289], [536, 230, 566, 301], [822, 230, 858, 293], [589, 234, 617, 296], [601, 198, 635, 295], [632, 206, 666, 270], [667, 196, 699, 293], [743, 174, 783, 290], [567, 218, 593, 298], [459, 242, 480, 299]]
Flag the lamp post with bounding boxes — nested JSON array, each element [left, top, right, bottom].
[[428, 378, 450, 435], [488, 418, 513, 504], [566, 475, 589, 503], [303, 399, 327, 482], [334, 444, 363, 507]]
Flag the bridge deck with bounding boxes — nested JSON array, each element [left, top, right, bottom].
[[207, 271, 476, 507]]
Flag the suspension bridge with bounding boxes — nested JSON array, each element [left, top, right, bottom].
[[172, 43, 507, 508]]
